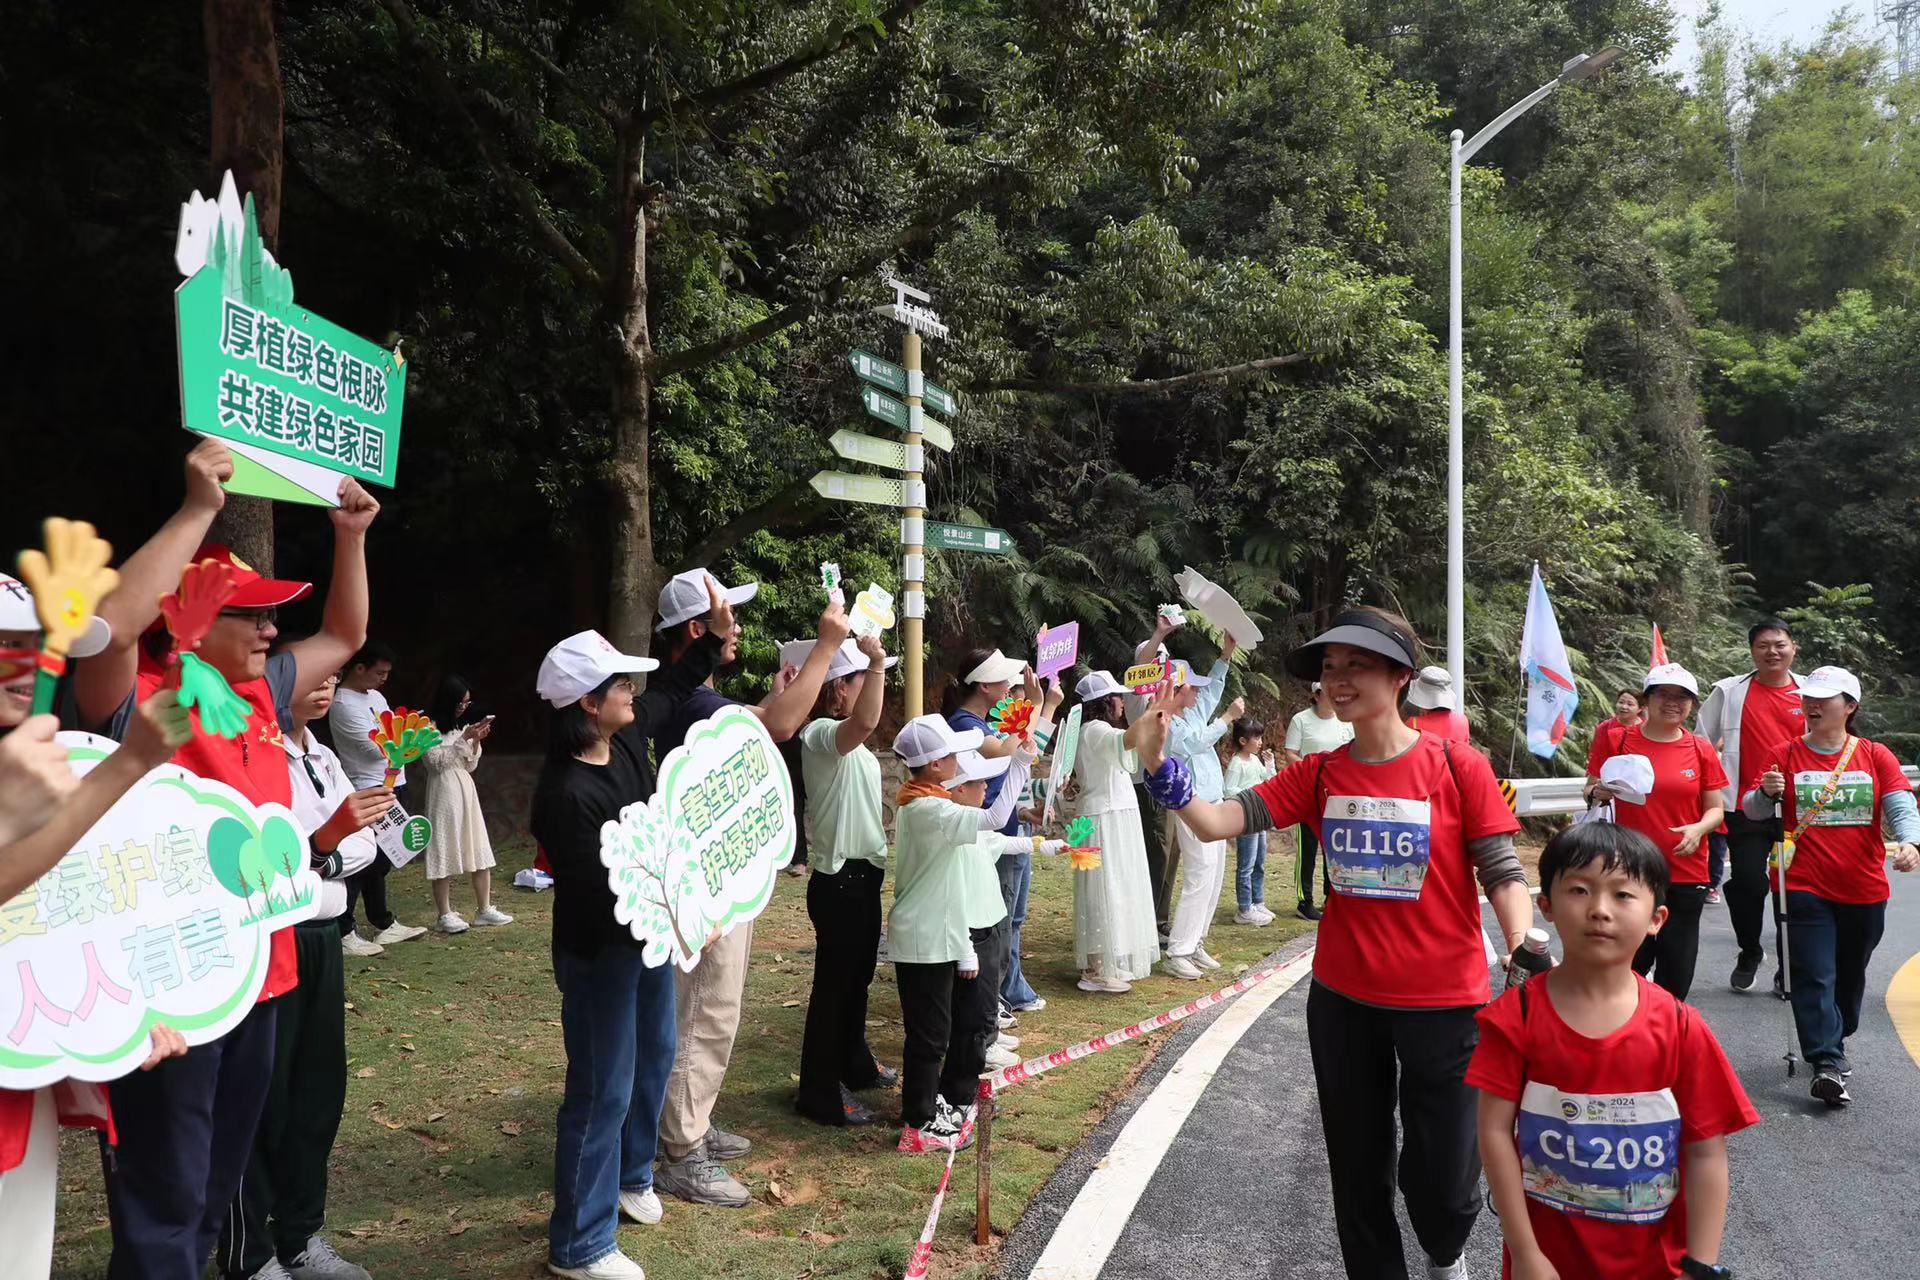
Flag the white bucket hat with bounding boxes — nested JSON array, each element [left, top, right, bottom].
[[1406, 665, 1456, 711]]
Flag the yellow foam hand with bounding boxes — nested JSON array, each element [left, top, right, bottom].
[[17, 518, 118, 660]]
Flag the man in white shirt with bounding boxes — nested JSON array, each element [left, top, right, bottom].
[[327, 642, 427, 953], [1282, 682, 1355, 920]]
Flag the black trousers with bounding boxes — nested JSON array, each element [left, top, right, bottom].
[[1137, 783, 1177, 934], [1724, 813, 1781, 965], [796, 859, 884, 1118], [219, 921, 347, 1276], [894, 920, 1010, 1127], [1306, 981, 1481, 1280], [1633, 883, 1709, 1001], [342, 849, 396, 933], [1296, 824, 1331, 907]]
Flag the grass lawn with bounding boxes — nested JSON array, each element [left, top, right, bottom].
[[53, 836, 1317, 1280]]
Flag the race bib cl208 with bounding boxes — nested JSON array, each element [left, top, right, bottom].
[[1321, 795, 1432, 901], [1516, 1082, 1681, 1224]]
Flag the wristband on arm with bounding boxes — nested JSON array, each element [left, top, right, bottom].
[[1144, 755, 1195, 811]]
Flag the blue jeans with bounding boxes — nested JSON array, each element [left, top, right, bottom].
[[1785, 891, 1886, 1071], [1707, 831, 1728, 888], [550, 944, 677, 1268], [1235, 832, 1268, 911], [996, 851, 1039, 1008]]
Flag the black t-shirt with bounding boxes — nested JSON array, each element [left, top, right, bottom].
[[655, 684, 735, 757], [530, 635, 720, 957]]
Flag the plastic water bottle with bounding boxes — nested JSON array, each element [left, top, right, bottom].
[[1508, 928, 1553, 987]]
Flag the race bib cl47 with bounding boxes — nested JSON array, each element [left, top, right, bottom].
[[1516, 1082, 1681, 1224], [1321, 795, 1432, 901]]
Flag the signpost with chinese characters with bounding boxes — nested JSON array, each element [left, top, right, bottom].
[[0, 733, 319, 1088], [925, 521, 1012, 555], [599, 706, 796, 971], [174, 172, 407, 505]]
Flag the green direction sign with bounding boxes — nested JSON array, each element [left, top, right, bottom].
[[811, 470, 904, 507], [926, 521, 1013, 555], [860, 385, 909, 431], [176, 187, 405, 496], [848, 350, 907, 395], [923, 380, 956, 417], [830, 429, 907, 471]]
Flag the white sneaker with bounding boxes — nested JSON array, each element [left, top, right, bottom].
[[1193, 947, 1222, 971], [1077, 975, 1132, 993], [996, 1031, 1020, 1050], [472, 905, 515, 926], [286, 1234, 370, 1278], [996, 1006, 1017, 1029], [1234, 908, 1270, 926], [341, 932, 384, 958], [984, 1044, 1020, 1068], [1164, 955, 1204, 980], [1012, 996, 1047, 1013], [549, 1248, 645, 1280], [619, 1186, 663, 1224], [436, 912, 470, 934], [1253, 904, 1277, 923], [372, 920, 427, 945], [1426, 1257, 1468, 1280]]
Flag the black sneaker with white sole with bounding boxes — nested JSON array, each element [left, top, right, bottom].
[[1730, 953, 1761, 992], [1810, 1068, 1851, 1107]]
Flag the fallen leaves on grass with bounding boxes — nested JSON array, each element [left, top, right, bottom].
[[499, 1121, 523, 1137]]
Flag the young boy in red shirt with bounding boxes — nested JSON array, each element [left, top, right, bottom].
[[1468, 823, 1759, 1280]]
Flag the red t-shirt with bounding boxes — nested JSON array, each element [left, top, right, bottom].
[[1416, 708, 1472, 742], [1756, 735, 1910, 904], [1251, 734, 1520, 1007], [1466, 976, 1759, 1280], [1585, 727, 1729, 884], [1736, 679, 1804, 797], [135, 654, 300, 1001]]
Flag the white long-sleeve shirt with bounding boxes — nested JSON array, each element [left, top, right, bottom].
[[283, 725, 380, 920]]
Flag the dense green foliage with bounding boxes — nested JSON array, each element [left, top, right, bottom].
[[2, 1, 1912, 758]]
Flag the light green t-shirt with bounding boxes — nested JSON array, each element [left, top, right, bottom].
[[799, 717, 887, 874], [1285, 706, 1355, 757], [960, 829, 1011, 929], [889, 795, 1003, 964]]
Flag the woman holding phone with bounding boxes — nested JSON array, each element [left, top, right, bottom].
[[419, 674, 511, 934]]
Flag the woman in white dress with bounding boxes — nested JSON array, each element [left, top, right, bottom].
[[419, 674, 512, 933], [1067, 671, 1161, 992]]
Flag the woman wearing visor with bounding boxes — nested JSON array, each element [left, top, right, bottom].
[[1132, 607, 1532, 1280], [1584, 663, 1729, 1001], [1744, 665, 1920, 1107]]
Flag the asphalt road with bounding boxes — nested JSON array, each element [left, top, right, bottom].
[[1002, 885, 1920, 1278]]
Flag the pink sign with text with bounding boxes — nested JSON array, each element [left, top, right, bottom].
[[1034, 622, 1080, 680]]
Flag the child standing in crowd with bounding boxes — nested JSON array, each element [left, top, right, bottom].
[[330, 642, 428, 955], [1470, 822, 1757, 1280], [1225, 717, 1277, 926], [1067, 672, 1161, 993], [888, 716, 1053, 1153], [419, 673, 512, 934]]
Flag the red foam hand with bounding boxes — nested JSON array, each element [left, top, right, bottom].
[[160, 559, 239, 654]]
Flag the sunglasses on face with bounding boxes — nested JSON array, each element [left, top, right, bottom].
[[218, 607, 278, 632]]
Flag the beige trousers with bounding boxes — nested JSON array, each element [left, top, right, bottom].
[[659, 920, 754, 1160]]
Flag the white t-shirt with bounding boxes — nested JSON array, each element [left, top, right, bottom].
[[330, 686, 402, 788], [1285, 706, 1354, 758]]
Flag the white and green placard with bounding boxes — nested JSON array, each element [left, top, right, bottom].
[[811, 470, 904, 507], [174, 172, 407, 505], [1041, 703, 1085, 828], [830, 428, 908, 471], [0, 733, 320, 1088], [600, 706, 796, 971]]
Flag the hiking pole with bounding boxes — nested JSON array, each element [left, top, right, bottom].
[[1771, 800, 1798, 1078]]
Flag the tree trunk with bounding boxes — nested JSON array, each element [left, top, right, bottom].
[[204, 0, 282, 570], [605, 124, 661, 653]]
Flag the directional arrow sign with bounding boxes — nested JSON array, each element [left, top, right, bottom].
[[848, 350, 908, 395], [926, 521, 1013, 555], [811, 470, 903, 507], [830, 428, 907, 471], [860, 385, 910, 431], [922, 381, 956, 417]]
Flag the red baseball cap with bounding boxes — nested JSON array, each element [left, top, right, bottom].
[[191, 544, 314, 609]]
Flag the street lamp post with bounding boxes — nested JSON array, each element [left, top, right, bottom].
[[1446, 48, 1624, 705]]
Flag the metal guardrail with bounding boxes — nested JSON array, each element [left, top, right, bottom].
[[1507, 766, 1920, 818]]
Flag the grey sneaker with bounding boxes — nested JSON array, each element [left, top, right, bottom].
[[702, 1124, 752, 1162], [656, 1149, 750, 1207], [250, 1262, 295, 1280], [287, 1236, 370, 1279]]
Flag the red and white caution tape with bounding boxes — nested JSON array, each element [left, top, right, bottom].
[[983, 951, 1314, 1096], [902, 1102, 976, 1280]]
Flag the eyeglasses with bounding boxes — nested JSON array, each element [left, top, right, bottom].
[[218, 608, 278, 632]]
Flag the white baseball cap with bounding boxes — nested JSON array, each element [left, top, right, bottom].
[[892, 714, 984, 767], [0, 574, 111, 657], [1800, 666, 1862, 702], [535, 630, 659, 708], [1169, 659, 1212, 689], [778, 637, 898, 681], [964, 649, 1026, 684], [1642, 662, 1701, 699], [1406, 665, 1456, 710], [942, 749, 1012, 790], [1598, 753, 1655, 806], [654, 568, 758, 632], [1075, 670, 1127, 700]]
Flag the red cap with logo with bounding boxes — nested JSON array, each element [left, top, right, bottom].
[[190, 544, 314, 609]]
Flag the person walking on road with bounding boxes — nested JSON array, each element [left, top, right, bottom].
[[1699, 619, 1805, 993], [1282, 682, 1352, 919], [1743, 666, 1920, 1108], [1584, 663, 1728, 1000], [1133, 607, 1534, 1280]]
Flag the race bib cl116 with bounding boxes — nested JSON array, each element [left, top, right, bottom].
[[1321, 795, 1432, 901]]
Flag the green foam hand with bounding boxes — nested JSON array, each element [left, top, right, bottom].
[[1065, 815, 1097, 849], [177, 652, 253, 739]]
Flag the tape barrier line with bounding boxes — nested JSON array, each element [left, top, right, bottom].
[[984, 950, 1317, 1096], [902, 1102, 977, 1280]]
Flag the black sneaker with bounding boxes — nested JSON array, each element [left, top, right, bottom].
[[794, 1085, 873, 1127], [1730, 953, 1761, 992], [852, 1061, 899, 1092], [1811, 1069, 1851, 1107], [1297, 901, 1323, 921], [1773, 969, 1787, 1000]]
